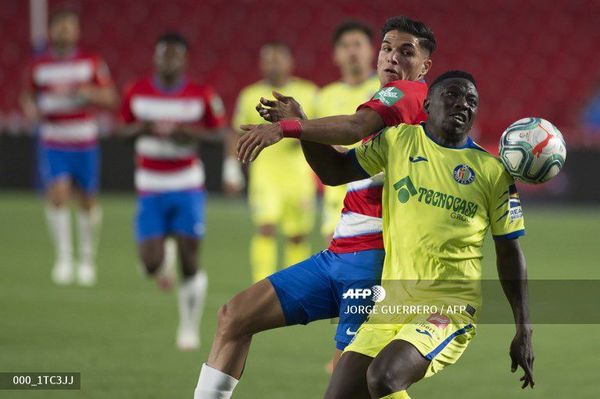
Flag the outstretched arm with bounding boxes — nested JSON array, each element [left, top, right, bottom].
[[238, 94, 383, 163], [495, 238, 535, 389], [254, 91, 367, 184]]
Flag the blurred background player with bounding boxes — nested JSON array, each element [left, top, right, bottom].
[[233, 42, 318, 282], [119, 33, 229, 350], [315, 21, 379, 243], [19, 8, 117, 286]]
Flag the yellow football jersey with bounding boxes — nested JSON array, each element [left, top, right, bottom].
[[314, 76, 380, 235], [233, 78, 318, 184], [353, 123, 525, 323]]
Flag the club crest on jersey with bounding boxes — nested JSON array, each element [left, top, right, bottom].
[[373, 87, 404, 106], [453, 164, 476, 185]]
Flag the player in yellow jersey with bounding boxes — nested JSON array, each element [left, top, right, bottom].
[[232, 42, 318, 282], [289, 71, 533, 398], [315, 21, 380, 241]]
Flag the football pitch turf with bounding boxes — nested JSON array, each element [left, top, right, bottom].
[[1, 191, 599, 398]]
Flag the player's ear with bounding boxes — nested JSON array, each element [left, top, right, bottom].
[[419, 58, 432, 80], [423, 97, 430, 114]]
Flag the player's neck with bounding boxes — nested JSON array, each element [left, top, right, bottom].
[[50, 43, 76, 58], [265, 76, 290, 88], [157, 74, 184, 89], [341, 69, 372, 86], [423, 122, 469, 148]]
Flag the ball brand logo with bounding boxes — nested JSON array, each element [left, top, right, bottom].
[[453, 164, 476, 185], [342, 285, 386, 303]]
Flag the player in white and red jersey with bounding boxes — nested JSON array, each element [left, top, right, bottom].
[[20, 8, 117, 286], [194, 16, 435, 397], [120, 33, 229, 351]]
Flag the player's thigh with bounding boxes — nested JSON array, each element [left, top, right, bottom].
[[324, 351, 373, 399], [280, 176, 316, 237], [134, 194, 167, 243], [248, 171, 283, 227], [221, 279, 287, 335], [39, 147, 71, 205], [333, 250, 385, 350], [71, 147, 100, 197], [267, 251, 339, 326], [366, 339, 430, 394], [393, 313, 476, 378], [170, 190, 206, 239], [138, 237, 165, 268], [46, 177, 71, 206]]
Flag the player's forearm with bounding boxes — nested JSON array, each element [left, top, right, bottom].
[[298, 110, 383, 145], [496, 239, 532, 329], [117, 122, 149, 139], [301, 141, 362, 186]]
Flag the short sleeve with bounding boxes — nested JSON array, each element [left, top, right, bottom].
[[352, 129, 390, 177], [357, 80, 426, 127], [489, 171, 525, 240], [119, 83, 135, 123], [202, 86, 227, 128]]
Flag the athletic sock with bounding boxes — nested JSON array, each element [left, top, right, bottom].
[[178, 270, 208, 333], [194, 363, 239, 399], [380, 390, 411, 399], [76, 207, 102, 266], [45, 205, 72, 265], [250, 234, 276, 282], [284, 240, 310, 267]]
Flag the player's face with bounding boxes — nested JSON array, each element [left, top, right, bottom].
[[260, 45, 293, 82], [154, 43, 187, 78], [49, 14, 80, 47], [377, 30, 432, 85], [334, 31, 374, 75], [425, 78, 479, 138]]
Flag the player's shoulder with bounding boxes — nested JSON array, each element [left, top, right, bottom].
[[464, 140, 513, 183], [373, 123, 421, 146], [183, 79, 218, 95], [384, 79, 428, 95], [125, 76, 153, 93]]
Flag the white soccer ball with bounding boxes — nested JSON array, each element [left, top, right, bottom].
[[499, 117, 567, 184]]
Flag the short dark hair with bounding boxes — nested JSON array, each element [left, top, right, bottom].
[[429, 70, 477, 91], [49, 8, 79, 26], [333, 20, 373, 45], [156, 32, 189, 50], [381, 16, 436, 55]]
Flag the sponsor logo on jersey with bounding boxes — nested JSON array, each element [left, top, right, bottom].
[[373, 87, 404, 106], [393, 175, 479, 221], [453, 164, 476, 185]]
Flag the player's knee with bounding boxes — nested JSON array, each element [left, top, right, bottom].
[[139, 250, 162, 276], [179, 255, 198, 278], [287, 235, 305, 245], [258, 224, 276, 236], [216, 300, 248, 340], [366, 361, 408, 396]]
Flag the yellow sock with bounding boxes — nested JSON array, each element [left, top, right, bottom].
[[284, 240, 311, 267], [250, 235, 277, 282], [380, 391, 411, 399]]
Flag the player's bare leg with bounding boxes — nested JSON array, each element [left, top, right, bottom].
[[138, 237, 166, 276], [324, 351, 373, 399], [45, 178, 73, 285], [326, 349, 343, 374], [366, 340, 429, 398], [75, 190, 101, 286], [250, 224, 277, 282], [175, 236, 207, 351], [195, 279, 286, 398]]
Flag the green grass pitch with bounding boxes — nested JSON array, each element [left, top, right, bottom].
[[1, 192, 599, 398]]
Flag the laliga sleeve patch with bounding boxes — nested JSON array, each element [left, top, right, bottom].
[[373, 87, 404, 106]]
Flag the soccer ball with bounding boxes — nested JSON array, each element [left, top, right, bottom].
[[499, 117, 567, 184]]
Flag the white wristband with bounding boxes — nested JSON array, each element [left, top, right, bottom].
[[222, 156, 245, 187]]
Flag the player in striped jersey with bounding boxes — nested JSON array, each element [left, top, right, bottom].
[[120, 33, 230, 351], [20, 9, 117, 286], [194, 16, 435, 398]]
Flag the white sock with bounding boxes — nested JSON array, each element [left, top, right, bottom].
[[45, 205, 72, 265], [178, 270, 208, 333], [161, 238, 177, 276], [194, 363, 238, 399], [76, 207, 102, 266]]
